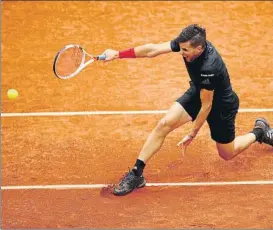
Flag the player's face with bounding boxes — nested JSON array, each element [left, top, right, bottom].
[[179, 41, 203, 62]]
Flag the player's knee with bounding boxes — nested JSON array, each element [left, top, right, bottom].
[[216, 143, 236, 161], [218, 149, 233, 161], [157, 118, 171, 129], [157, 118, 176, 133]]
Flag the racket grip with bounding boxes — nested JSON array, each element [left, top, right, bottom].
[[97, 54, 106, 60]]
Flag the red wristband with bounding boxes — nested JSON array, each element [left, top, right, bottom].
[[119, 48, 136, 58]]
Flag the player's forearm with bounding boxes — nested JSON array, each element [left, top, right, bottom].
[[104, 41, 171, 61], [134, 44, 159, 57], [190, 104, 212, 137], [118, 44, 159, 59]]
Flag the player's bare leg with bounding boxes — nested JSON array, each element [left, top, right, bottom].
[[138, 102, 192, 163], [113, 102, 192, 196], [216, 118, 273, 161]]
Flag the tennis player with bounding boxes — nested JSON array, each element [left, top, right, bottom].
[[103, 24, 273, 196]]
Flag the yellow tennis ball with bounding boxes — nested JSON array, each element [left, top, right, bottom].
[[7, 89, 18, 100]]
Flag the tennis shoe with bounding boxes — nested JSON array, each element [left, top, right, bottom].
[[254, 118, 273, 146], [113, 169, 146, 196]]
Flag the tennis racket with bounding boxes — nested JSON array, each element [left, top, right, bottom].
[[53, 44, 106, 79]]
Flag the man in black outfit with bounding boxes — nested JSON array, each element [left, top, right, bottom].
[[103, 24, 273, 196]]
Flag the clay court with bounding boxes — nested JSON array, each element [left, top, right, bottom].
[[1, 1, 273, 228]]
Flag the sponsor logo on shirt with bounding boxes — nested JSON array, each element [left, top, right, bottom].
[[201, 73, 214, 77]]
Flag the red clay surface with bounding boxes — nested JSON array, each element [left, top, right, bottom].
[[3, 186, 273, 228], [1, 1, 273, 229]]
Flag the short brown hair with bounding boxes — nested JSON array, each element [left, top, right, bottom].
[[176, 24, 206, 48]]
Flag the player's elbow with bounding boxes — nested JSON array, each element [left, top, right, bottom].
[[145, 44, 160, 58], [201, 102, 212, 111], [147, 52, 158, 58]]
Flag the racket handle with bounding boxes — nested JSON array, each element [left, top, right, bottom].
[[97, 54, 106, 60]]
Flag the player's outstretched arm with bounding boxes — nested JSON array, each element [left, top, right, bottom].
[[103, 41, 172, 61]]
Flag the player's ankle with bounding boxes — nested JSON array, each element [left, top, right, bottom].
[[132, 159, 146, 176], [251, 127, 263, 142]]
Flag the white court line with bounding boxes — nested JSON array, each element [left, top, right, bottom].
[[1, 110, 167, 117], [1, 108, 273, 117], [2, 180, 273, 190]]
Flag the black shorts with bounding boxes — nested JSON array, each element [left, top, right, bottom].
[[176, 83, 239, 144]]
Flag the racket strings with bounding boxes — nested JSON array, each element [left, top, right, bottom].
[[71, 47, 82, 68], [55, 46, 84, 78]]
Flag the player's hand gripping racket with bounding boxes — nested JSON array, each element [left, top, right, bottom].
[[53, 44, 106, 79]]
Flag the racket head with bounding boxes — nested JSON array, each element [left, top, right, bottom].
[[53, 44, 88, 79]]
